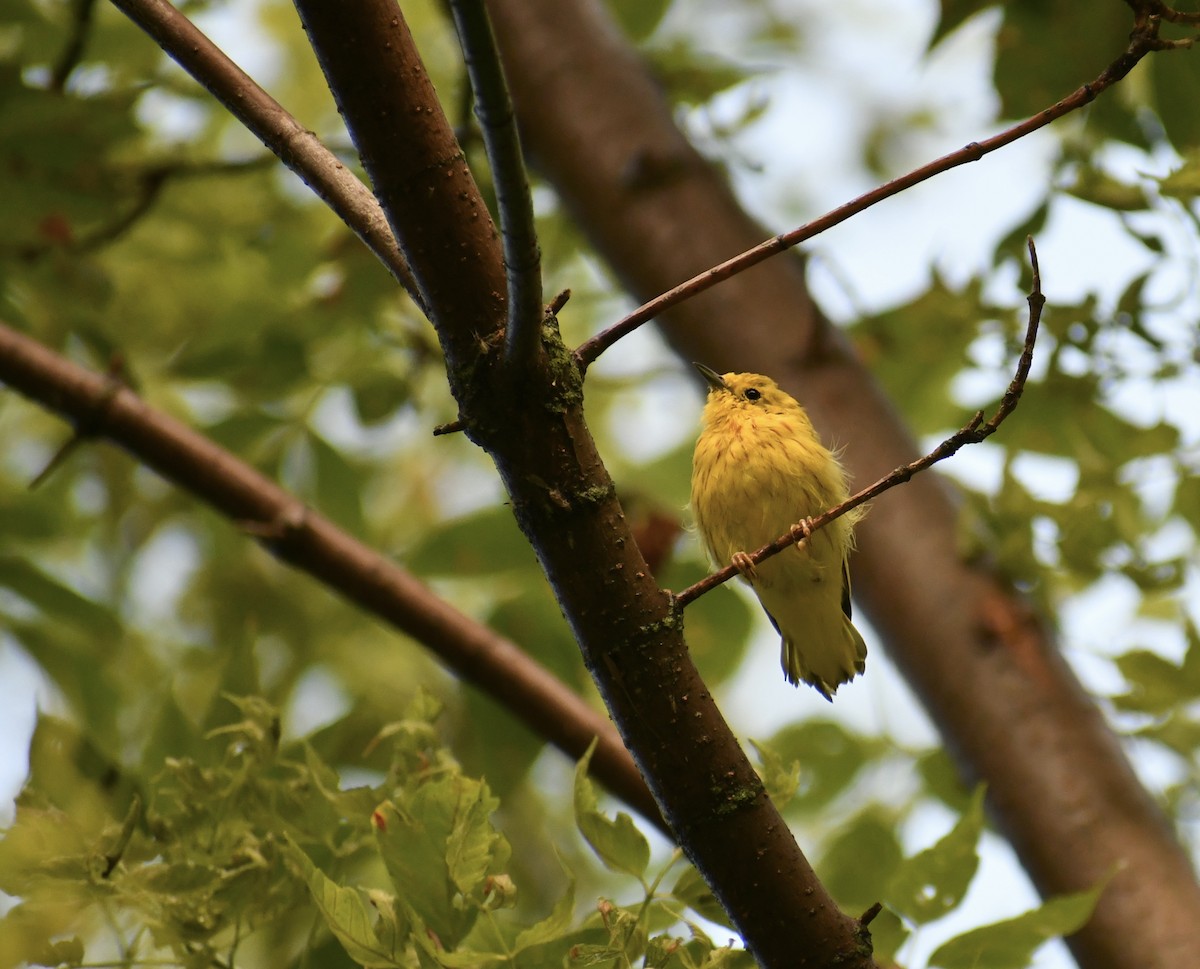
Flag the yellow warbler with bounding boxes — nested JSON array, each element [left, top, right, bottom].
[[690, 364, 866, 699]]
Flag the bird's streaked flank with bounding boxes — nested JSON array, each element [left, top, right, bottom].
[[690, 364, 866, 699]]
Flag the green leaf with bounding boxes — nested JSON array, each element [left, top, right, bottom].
[[671, 866, 734, 931], [819, 807, 904, 912], [1149, 41, 1200, 152], [374, 773, 510, 949], [375, 794, 472, 946], [201, 410, 287, 457], [850, 275, 983, 436], [916, 748, 975, 815], [605, 0, 670, 41], [992, 5, 1129, 122], [446, 781, 504, 896], [929, 876, 1110, 969], [0, 555, 121, 639], [0, 79, 142, 246], [351, 370, 412, 425], [647, 41, 750, 107], [309, 431, 367, 536], [573, 740, 651, 879], [367, 890, 411, 961], [287, 837, 404, 968], [1008, 375, 1178, 468], [1065, 167, 1149, 212], [748, 739, 800, 810], [512, 865, 577, 953], [30, 935, 86, 968], [764, 720, 872, 812], [617, 440, 693, 512], [886, 786, 985, 924], [1129, 711, 1200, 759], [1112, 639, 1200, 714], [404, 900, 508, 968], [930, 1, 998, 50], [1159, 150, 1200, 201], [405, 504, 539, 577]]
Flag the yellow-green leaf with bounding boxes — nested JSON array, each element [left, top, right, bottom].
[[574, 740, 650, 879], [886, 786, 985, 925], [929, 877, 1110, 969]]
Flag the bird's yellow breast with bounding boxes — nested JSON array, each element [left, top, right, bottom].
[[688, 366, 867, 697], [690, 378, 853, 587]]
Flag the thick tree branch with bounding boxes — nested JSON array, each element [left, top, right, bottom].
[[108, 0, 423, 308], [573, 12, 1188, 371], [0, 318, 660, 831], [483, 2, 1200, 968], [290, 3, 876, 965], [446, 0, 543, 367], [676, 238, 1043, 608]]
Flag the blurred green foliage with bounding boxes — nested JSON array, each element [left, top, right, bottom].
[[2, 0, 1199, 966]]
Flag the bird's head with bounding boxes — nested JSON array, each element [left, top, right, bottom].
[[694, 363, 804, 420]]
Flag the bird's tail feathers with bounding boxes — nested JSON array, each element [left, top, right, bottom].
[[782, 618, 867, 701]]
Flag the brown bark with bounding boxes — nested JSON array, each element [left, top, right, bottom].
[[288, 2, 875, 965], [482, 1, 1200, 967]]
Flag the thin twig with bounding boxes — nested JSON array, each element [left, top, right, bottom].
[[432, 419, 465, 437], [50, 0, 98, 92], [7, 157, 279, 261], [447, 0, 543, 367], [675, 238, 1044, 609], [545, 287, 572, 318], [573, 14, 1179, 372], [108, 0, 425, 310]]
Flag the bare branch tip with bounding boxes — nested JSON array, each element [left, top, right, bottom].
[[546, 288, 572, 318], [859, 902, 883, 927], [239, 503, 307, 543], [433, 418, 466, 437]]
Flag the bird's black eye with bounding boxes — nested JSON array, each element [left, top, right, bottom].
[[744, 388, 762, 401]]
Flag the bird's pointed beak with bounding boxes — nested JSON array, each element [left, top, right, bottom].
[[694, 362, 727, 391]]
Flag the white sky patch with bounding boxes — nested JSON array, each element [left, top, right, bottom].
[[124, 524, 202, 627], [283, 664, 352, 741]]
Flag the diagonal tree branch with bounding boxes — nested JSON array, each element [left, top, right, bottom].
[[482, 1, 1200, 967], [572, 11, 1191, 370], [108, 0, 424, 309], [288, 2, 877, 965], [0, 318, 660, 831], [446, 0, 543, 367]]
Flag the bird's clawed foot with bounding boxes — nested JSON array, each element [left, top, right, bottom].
[[790, 518, 814, 549], [731, 550, 757, 580]]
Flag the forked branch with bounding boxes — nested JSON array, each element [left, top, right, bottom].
[[446, 0, 543, 366]]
